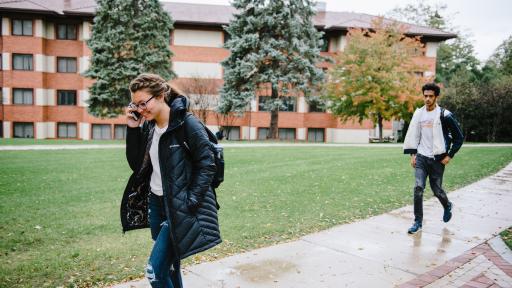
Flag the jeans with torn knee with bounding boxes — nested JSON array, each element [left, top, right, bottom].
[[413, 154, 450, 223], [146, 192, 182, 288]]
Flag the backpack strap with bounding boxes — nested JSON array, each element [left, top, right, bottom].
[[202, 124, 218, 144], [176, 113, 217, 154], [440, 107, 448, 133], [176, 124, 188, 156]]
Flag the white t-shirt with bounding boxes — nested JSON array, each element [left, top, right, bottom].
[[149, 124, 168, 196], [417, 107, 438, 158]]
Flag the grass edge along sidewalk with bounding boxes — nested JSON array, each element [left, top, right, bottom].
[[501, 227, 512, 250], [0, 146, 511, 287]]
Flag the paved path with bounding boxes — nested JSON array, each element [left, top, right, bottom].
[[112, 162, 512, 288], [1, 143, 511, 151]]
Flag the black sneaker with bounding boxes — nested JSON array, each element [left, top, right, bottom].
[[443, 202, 453, 223], [408, 221, 422, 234]]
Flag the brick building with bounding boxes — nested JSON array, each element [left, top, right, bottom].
[[0, 1, 455, 142]]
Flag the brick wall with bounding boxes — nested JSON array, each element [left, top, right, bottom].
[[0, 14, 437, 141]]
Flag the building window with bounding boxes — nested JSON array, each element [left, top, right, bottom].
[[278, 128, 295, 141], [92, 124, 111, 140], [320, 33, 329, 52], [56, 23, 77, 40], [258, 96, 269, 111], [258, 127, 269, 140], [13, 122, 34, 138], [57, 90, 77, 105], [114, 124, 127, 140], [308, 99, 326, 112], [13, 89, 33, 105], [281, 97, 296, 112], [222, 126, 240, 140], [57, 57, 77, 73], [12, 54, 33, 70], [308, 128, 324, 142], [223, 31, 231, 44], [258, 96, 297, 112], [12, 19, 32, 36], [58, 123, 77, 138]]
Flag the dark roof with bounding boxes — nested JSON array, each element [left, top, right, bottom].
[[0, 0, 456, 40], [0, 0, 96, 15]]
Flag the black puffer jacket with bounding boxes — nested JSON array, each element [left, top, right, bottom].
[[120, 96, 221, 260]]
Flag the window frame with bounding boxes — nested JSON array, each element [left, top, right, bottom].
[[223, 30, 231, 44], [12, 19, 33, 36], [278, 128, 296, 141], [57, 57, 77, 73], [307, 128, 325, 142], [12, 54, 33, 71], [320, 33, 330, 52], [57, 90, 77, 106], [91, 124, 112, 140], [12, 88, 34, 105], [56, 23, 78, 40], [57, 122, 77, 139], [308, 101, 326, 113], [114, 124, 127, 140], [13, 122, 34, 138], [221, 126, 240, 140], [257, 127, 270, 140], [258, 96, 297, 112]]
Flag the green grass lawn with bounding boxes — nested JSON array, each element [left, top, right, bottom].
[[501, 227, 512, 250], [1, 147, 511, 287]]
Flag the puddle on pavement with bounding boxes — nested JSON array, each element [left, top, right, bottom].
[[437, 227, 453, 253], [233, 259, 297, 283]]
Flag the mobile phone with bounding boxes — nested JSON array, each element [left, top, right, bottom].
[[131, 111, 141, 121]]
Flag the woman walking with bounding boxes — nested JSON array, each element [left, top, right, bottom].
[[120, 73, 221, 288]]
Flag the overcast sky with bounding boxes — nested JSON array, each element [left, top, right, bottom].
[[162, 0, 512, 62]]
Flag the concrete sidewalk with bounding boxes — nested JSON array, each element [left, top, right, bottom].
[[113, 162, 512, 288]]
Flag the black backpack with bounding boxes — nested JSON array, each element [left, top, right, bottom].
[[176, 114, 224, 209]]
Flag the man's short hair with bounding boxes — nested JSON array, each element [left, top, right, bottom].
[[422, 82, 440, 96]]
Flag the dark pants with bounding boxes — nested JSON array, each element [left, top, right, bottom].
[[147, 192, 183, 288], [413, 154, 450, 223]]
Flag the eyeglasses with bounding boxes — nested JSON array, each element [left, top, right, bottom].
[[128, 95, 155, 111]]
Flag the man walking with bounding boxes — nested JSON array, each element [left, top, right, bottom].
[[403, 83, 464, 234]]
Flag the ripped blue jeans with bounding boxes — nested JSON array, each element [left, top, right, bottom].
[[147, 192, 183, 288], [413, 154, 450, 223]]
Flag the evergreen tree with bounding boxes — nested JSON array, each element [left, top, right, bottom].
[[85, 0, 174, 118], [220, 0, 324, 139]]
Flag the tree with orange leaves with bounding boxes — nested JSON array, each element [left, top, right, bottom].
[[324, 18, 426, 142]]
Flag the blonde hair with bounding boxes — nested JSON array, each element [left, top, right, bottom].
[[129, 73, 185, 102]]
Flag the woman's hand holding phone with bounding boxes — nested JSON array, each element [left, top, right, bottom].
[[126, 106, 142, 128]]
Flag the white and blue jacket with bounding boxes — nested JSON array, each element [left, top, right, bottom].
[[403, 104, 464, 161]]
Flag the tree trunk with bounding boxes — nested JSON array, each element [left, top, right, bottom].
[[399, 121, 409, 143], [378, 113, 383, 142], [490, 117, 498, 142], [269, 83, 279, 139]]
